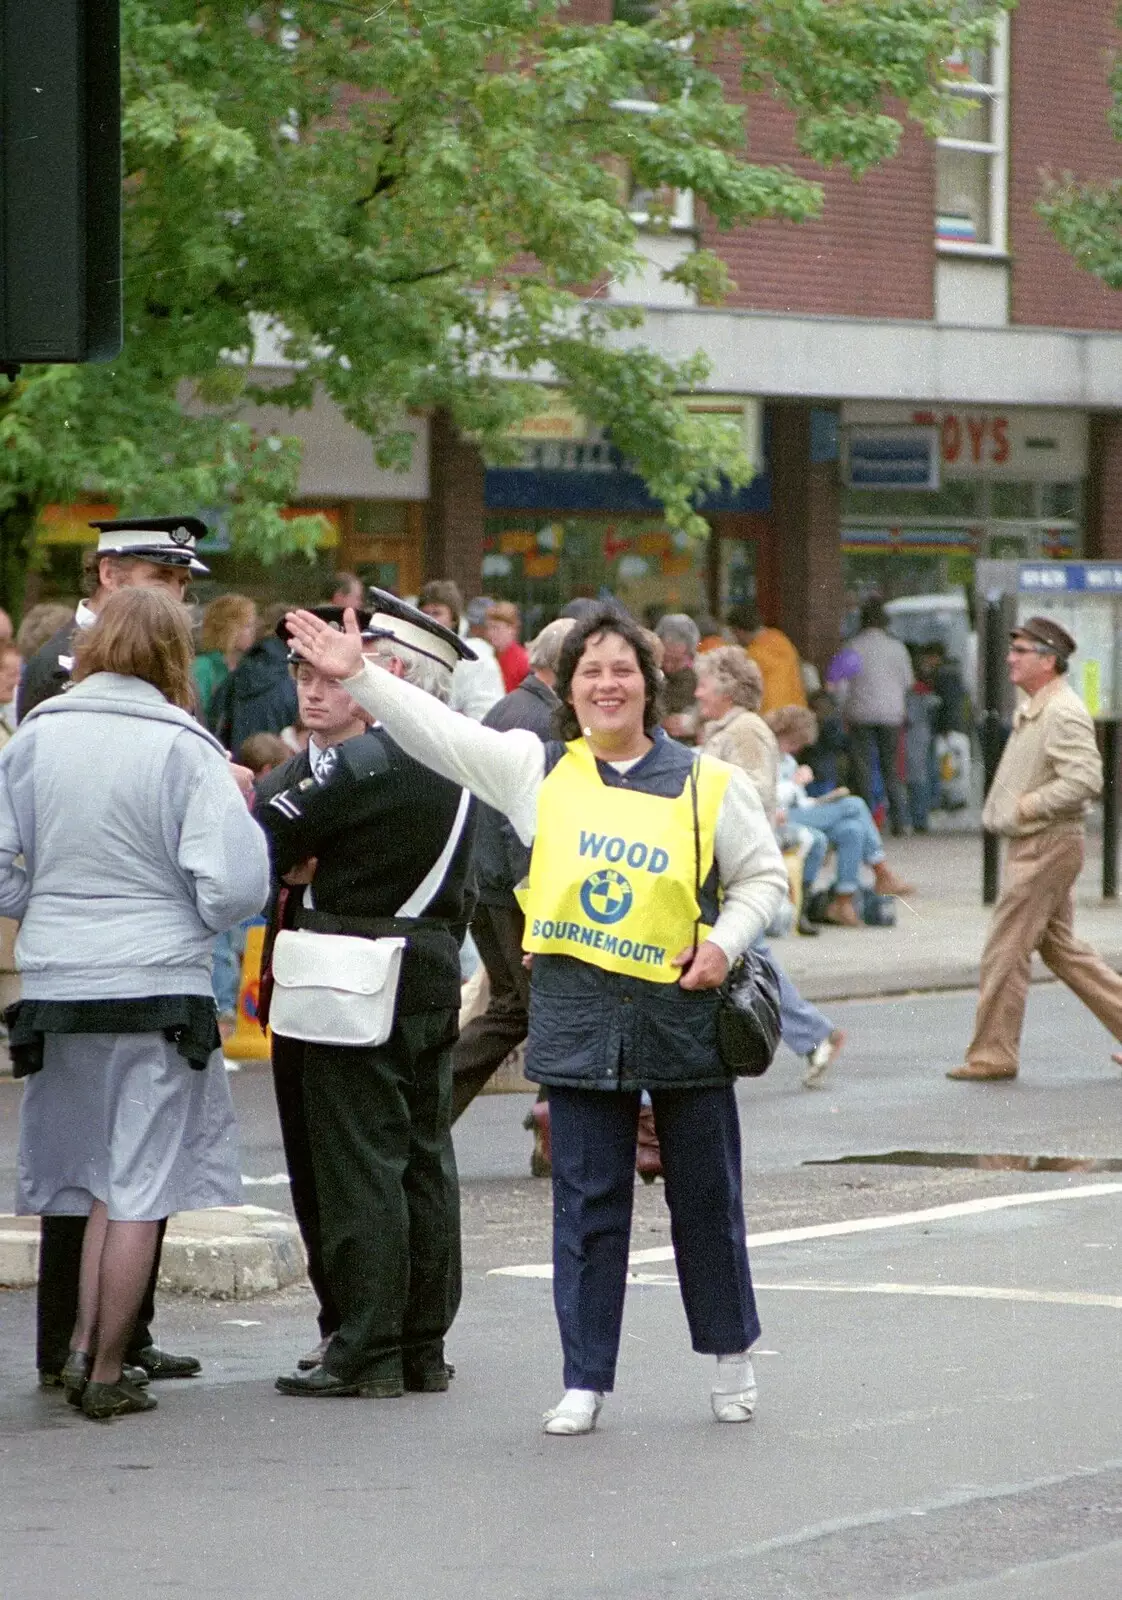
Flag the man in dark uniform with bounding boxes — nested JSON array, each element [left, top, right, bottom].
[[256, 596, 478, 1398], [18, 516, 211, 1388]]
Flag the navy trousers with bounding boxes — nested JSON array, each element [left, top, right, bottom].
[[548, 1085, 760, 1392]]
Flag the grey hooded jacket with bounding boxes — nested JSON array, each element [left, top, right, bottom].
[[0, 673, 270, 1001]]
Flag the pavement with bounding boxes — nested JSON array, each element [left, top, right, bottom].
[[781, 813, 1122, 1002], [3, 982, 1122, 1599], [0, 1205, 307, 1297]]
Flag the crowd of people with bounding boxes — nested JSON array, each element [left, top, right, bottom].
[[8, 515, 1118, 1438]]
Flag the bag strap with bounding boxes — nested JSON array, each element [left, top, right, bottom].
[[396, 788, 473, 918], [689, 760, 701, 961]]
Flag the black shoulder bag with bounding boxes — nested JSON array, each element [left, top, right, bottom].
[[689, 762, 782, 1077]]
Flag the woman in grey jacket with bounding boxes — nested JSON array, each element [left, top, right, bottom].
[[0, 589, 270, 1420]]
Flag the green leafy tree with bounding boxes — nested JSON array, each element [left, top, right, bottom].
[[0, 0, 1010, 608]]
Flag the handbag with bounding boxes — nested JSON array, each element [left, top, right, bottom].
[[689, 762, 782, 1077], [268, 787, 472, 1048], [270, 929, 406, 1047]]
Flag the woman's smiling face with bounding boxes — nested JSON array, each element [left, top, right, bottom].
[[567, 630, 648, 748]]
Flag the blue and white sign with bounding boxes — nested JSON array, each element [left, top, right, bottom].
[[843, 427, 940, 491], [1018, 563, 1122, 594]]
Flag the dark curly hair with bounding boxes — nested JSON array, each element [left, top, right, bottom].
[[553, 604, 664, 741]]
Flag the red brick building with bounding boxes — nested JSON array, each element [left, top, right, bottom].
[[422, 0, 1122, 666], [46, 3, 1111, 656]]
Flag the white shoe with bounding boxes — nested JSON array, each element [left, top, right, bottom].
[[711, 1354, 757, 1423], [542, 1388, 603, 1436], [804, 1028, 845, 1089]]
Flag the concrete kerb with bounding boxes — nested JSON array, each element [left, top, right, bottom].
[[0, 1205, 307, 1299]]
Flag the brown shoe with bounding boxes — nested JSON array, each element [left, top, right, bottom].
[[636, 1104, 663, 1185], [946, 1062, 1017, 1081], [824, 893, 860, 928], [873, 863, 915, 897], [528, 1100, 552, 1178]]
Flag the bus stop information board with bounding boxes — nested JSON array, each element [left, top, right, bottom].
[[1015, 564, 1121, 719]]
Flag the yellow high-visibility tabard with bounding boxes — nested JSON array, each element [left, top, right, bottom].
[[521, 739, 730, 983]]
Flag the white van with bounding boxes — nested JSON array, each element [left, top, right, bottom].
[[885, 591, 977, 695]]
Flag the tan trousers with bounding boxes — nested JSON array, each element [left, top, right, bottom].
[[966, 830, 1122, 1074]]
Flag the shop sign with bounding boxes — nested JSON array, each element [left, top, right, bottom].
[[505, 395, 588, 442], [843, 428, 940, 490], [841, 405, 1087, 482], [1019, 563, 1122, 594]]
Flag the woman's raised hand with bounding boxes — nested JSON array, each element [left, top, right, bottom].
[[284, 608, 364, 680]]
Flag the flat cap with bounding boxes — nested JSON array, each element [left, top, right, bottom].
[[1011, 615, 1077, 660], [364, 588, 475, 673], [90, 515, 210, 575]]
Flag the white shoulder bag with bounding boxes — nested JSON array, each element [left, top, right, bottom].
[[269, 789, 472, 1047]]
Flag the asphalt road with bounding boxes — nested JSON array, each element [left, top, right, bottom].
[[2, 985, 1122, 1599]]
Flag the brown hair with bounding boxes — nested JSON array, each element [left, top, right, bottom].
[[486, 600, 520, 630], [72, 587, 195, 710], [238, 732, 291, 775], [696, 646, 764, 712], [200, 593, 256, 654], [554, 605, 663, 741], [16, 603, 76, 659], [418, 579, 464, 629], [322, 571, 361, 603], [766, 704, 819, 749]]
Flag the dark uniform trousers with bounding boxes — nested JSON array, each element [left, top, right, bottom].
[[37, 1215, 164, 1375], [270, 1034, 342, 1341], [548, 1085, 760, 1393], [451, 902, 531, 1122], [292, 1009, 463, 1386]]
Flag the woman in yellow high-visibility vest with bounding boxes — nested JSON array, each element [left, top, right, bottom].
[[285, 599, 788, 1437]]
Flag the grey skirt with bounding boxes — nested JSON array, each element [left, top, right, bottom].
[[16, 1032, 243, 1222]]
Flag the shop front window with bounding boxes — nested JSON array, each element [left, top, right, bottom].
[[481, 515, 708, 632], [841, 478, 1084, 602], [989, 481, 1036, 519], [718, 538, 757, 617], [841, 480, 982, 520]]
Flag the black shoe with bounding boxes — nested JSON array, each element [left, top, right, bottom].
[[60, 1349, 90, 1403], [275, 1365, 405, 1399], [81, 1377, 158, 1420], [404, 1361, 455, 1393], [65, 1361, 151, 1407], [796, 913, 820, 937], [130, 1345, 201, 1380]]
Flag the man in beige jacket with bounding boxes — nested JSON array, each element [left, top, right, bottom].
[[950, 615, 1122, 1081]]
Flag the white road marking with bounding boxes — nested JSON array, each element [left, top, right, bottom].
[[488, 1180, 1122, 1279], [628, 1277, 1122, 1310], [241, 1173, 291, 1186]]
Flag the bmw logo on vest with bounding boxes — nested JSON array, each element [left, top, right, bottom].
[[579, 868, 634, 926]]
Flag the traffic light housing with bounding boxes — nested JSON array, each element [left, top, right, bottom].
[[0, 0, 122, 364]]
